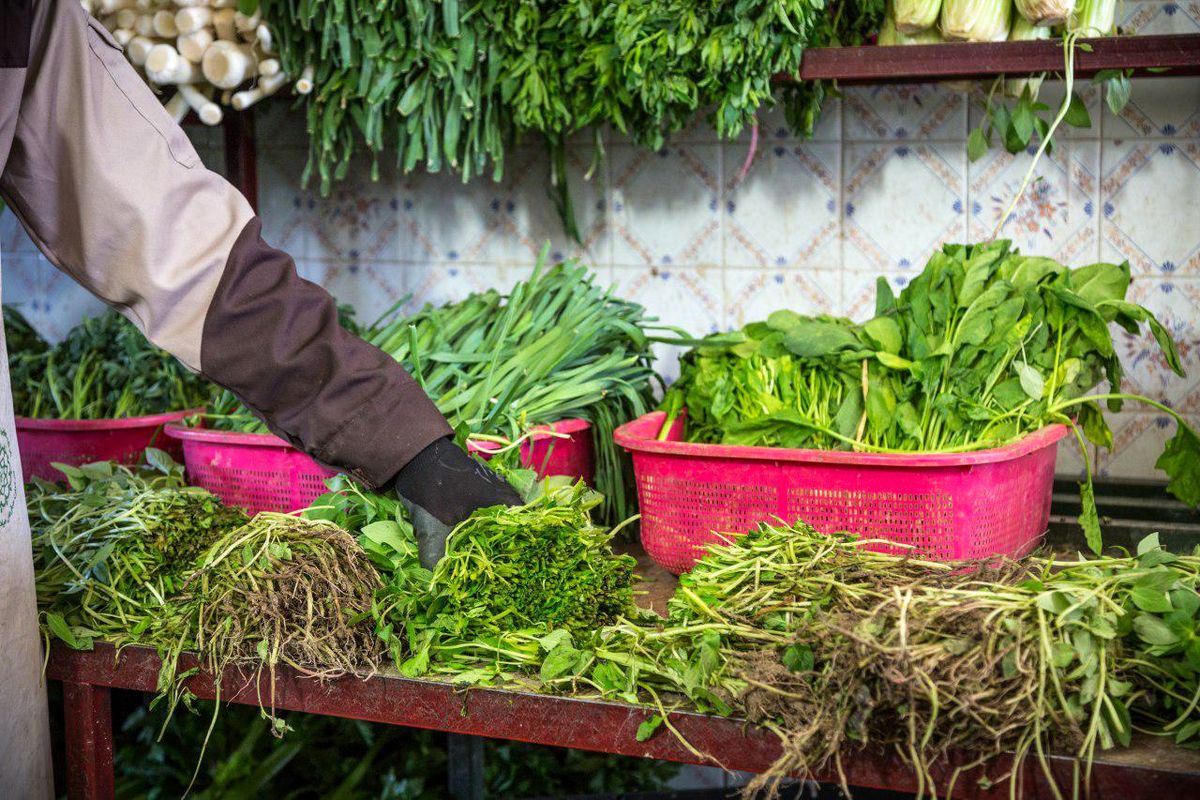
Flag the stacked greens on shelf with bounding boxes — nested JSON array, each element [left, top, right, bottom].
[[662, 240, 1200, 551], [4, 307, 212, 420]]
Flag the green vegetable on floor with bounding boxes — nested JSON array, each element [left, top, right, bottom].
[[4, 308, 212, 420], [661, 240, 1200, 552]]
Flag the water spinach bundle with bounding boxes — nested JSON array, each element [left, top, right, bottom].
[[262, 0, 882, 221], [4, 307, 213, 419], [663, 240, 1200, 551], [643, 520, 1200, 798]]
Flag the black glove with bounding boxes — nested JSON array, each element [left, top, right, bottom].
[[392, 437, 523, 568]]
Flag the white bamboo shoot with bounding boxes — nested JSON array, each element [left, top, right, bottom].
[[174, 7, 212, 35], [151, 9, 178, 38], [145, 44, 197, 84], [295, 65, 315, 95], [126, 35, 154, 66], [164, 91, 189, 123]]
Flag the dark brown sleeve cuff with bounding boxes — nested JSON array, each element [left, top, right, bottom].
[[201, 217, 452, 490]]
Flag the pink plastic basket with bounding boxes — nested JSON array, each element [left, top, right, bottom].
[[165, 424, 337, 514], [167, 417, 595, 515], [468, 418, 595, 484], [614, 410, 1069, 573], [16, 409, 200, 482]]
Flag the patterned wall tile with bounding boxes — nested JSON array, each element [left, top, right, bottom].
[[257, 145, 318, 262], [1100, 139, 1200, 275], [736, 95, 842, 144], [611, 265, 724, 381], [841, 270, 912, 320], [611, 145, 723, 267], [481, 143, 609, 268], [0, 208, 36, 256], [843, 84, 967, 142], [968, 140, 1100, 265], [724, 268, 840, 329], [0, 252, 105, 342], [723, 141, 840, 269], [1110, 278, 1200, 410], [843, 142, 968, 272], [967, 81, 1103, 142], [1092, 412, 1197, 481], [1119, 0, 1200, 35], [1105, 77, 1200, 139]]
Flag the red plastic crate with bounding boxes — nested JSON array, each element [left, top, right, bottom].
[[614, 410, 1068, 573], [16, 409, 199, 482]]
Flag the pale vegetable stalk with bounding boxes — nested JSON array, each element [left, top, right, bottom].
[[1015, 0, 1076, 26], [893, 0, 943, 33], [879, 10, 945, 45], [941, 0, 1013, 41], [1005, 16, 1052, 98], [1071, 0, 1117, 36]]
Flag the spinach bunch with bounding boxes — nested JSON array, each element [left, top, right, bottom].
[[665, 241, 1200, 551], [5, 308, 213, 419]]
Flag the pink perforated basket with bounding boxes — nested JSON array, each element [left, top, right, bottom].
[[614, 410, 1068, 574], [16, 409, 200, 482], [167, 418, 595, 515], [165, 425, 337, 514], [468, 418, 595, 485]]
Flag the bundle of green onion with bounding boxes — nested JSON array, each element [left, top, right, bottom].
[[4, 307, 212, 420], [366, 248, 662, 522]]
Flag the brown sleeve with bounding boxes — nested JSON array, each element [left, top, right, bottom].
[[0, 1, 450, 488], [202, 220, 451, 488]]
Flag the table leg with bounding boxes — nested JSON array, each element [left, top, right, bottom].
[[62, 682, 114, 800], [447, 732, 485, 800]]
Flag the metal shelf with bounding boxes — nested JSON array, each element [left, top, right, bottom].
[[792, 33, 1200, 84]]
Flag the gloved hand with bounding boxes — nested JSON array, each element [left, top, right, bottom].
[[392, 436, 523, 568]]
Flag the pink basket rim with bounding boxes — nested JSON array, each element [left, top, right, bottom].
[[163, 422, 293, 449], [16, 408, 204, 431], [467, 417, 591, 455], [614, 410, 1069, 467]]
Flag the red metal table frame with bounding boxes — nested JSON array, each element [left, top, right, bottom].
[[47, 642, 1200, 800]]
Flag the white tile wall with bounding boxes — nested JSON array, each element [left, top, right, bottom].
[[3, 74, 1199, 480]]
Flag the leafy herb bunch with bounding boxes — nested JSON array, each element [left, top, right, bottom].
[[5, 307, 212, 419]]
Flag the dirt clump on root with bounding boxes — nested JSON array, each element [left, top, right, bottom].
[[734, 563, 1085, 798]]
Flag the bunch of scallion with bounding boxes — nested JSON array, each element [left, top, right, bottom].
[[365, 248, 663, 523], [4, 307, 213, 420], [662, 240, 1200, 551]]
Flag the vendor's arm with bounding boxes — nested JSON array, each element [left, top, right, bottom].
[[0, 0, 456, 491]]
